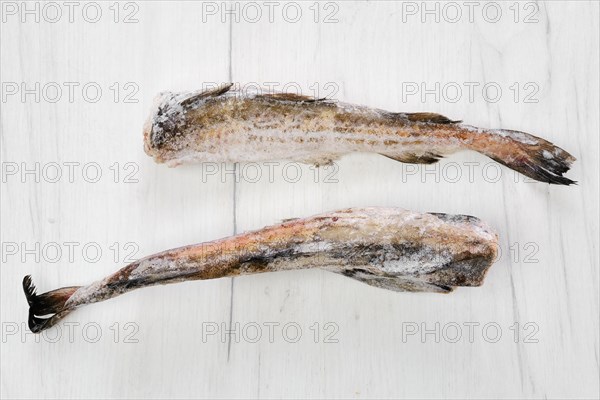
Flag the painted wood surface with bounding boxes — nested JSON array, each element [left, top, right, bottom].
[[1, 1, 598, 398]]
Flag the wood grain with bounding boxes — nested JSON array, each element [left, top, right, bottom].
[[1, 1, 598, 399]]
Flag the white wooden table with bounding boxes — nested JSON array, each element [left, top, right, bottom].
[[1, 1, 598, 398]]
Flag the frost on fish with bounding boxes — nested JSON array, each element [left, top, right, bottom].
[[143, 83, 576, 184], [23, 207, 498, 333]]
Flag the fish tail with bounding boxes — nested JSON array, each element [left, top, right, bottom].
[[23, 275, 81, 333], [469, 128, 576, 185]]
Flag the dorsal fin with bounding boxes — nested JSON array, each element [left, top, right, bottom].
[[405, 112, 461, 124], [180, 83, 233, 107], [257, 93, 326, 103]]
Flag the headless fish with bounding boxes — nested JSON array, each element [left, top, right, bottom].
[[24, 207, 498, 333], [143, 83, 576, 185]]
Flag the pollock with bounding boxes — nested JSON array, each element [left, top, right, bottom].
[[24, 207, 498, 333], [143, 83, 576, 185]]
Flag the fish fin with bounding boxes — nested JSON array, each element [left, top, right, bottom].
[[422, 258, 495, 288], [180, 83, 234, 107], [382, 152, 443, 164], [404, 112, 461, 124], [474, 128, 576, 185], [257, 93, 327, 103], [23, 275, 81, 333], [298, 156, 337, 167], [337, 269, 453, 293], [428, 212, 480, 224]]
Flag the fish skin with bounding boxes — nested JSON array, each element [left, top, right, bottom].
[[143, 83, 576, 184], [23, 207, 498, 333]]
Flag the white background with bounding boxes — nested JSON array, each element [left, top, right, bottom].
[[1, 1, 598, 399]]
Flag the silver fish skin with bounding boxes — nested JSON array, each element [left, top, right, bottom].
[[24, 207, 498, 333], [143, 83, 575, 185]]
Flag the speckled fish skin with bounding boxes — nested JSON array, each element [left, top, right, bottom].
[[24, 207, 498, 333], [143, 83, 576, 185]]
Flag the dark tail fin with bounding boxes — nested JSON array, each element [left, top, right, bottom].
[[23, 275, 81, 333], [473, 128, 576, 185]]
